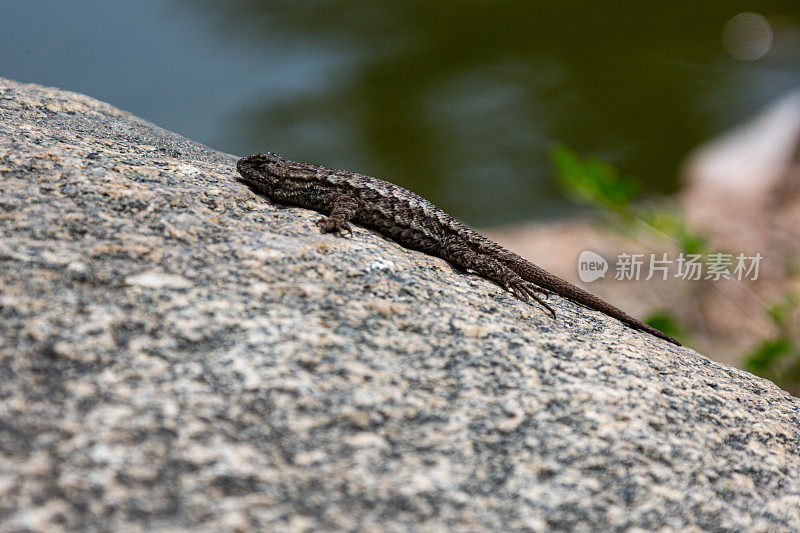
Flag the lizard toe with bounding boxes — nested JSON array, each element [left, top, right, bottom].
[[509, 281, 557, 317], [317, 217, 351, 235]]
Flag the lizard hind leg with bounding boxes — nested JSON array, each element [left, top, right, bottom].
[[440, 241, 556, 317]]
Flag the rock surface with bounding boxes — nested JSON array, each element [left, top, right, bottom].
[[1, 77, 800, 531]]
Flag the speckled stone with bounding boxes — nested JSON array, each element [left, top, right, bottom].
[[1, 77, 799, 532]]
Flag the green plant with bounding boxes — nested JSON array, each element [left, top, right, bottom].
[[643, 310, 684, 341], [551, 145, 708, 256], [638, 209, 708, 256], [744, 293, 800, 395], [551, 145, 640, 216]]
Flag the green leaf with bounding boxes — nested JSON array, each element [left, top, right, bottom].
[[551, 145, 640, 214], [644, 310, 683, 342]]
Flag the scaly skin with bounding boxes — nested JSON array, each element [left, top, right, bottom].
[[237, 152, 680, 345]]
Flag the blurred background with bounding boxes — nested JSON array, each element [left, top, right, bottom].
[[2, 1, 799, 226], [3, 1, 800, 384]]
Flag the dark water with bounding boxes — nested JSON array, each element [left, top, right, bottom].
[[2, 1, 799, 225]]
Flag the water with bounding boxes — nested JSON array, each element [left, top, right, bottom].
[[2, 1, 799, 225]]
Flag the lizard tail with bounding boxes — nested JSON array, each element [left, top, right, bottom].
[[514, 260, 681, 346]]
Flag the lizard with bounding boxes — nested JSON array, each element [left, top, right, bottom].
[[237, 152, 680, 345]]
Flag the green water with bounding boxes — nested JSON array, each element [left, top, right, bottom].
[[2, 1, 799, 225]]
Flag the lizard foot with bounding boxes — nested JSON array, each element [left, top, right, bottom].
[[508, 281, 556, 317], [317, 216, 352, 235]]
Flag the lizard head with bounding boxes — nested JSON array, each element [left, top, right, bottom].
[[236, 152, 318, 190], [236, 152, 286, 186]]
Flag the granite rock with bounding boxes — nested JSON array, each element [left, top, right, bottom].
[[1, 77, 800, 531]]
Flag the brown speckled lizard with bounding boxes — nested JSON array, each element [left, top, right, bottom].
[[237, 152, 680, 345]]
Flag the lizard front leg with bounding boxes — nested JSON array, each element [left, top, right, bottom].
[[317, 197, 358, 235], [440, 239, 555, 316]]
